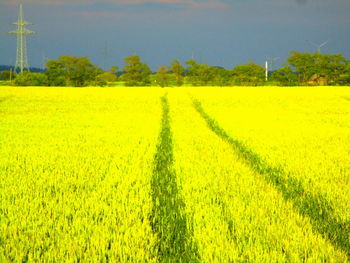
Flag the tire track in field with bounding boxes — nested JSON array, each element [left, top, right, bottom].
[[150, 94, 199, 262], [192, 97, 350, 258]]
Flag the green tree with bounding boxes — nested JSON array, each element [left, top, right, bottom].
[[287, 51, 348, 85], [0, 70, 15, 81], [122, 56, 152, 86], [62, 56, 100, 86], [271, 66, 298, 86], [185, 59, 200, 86], [95, 72, 117, 86], [313, 53, 347, 85], [211, 67, 231, 87], [198, 64, 215, 86], [184, 60, 216, 86], [231, 62, 265, 86], [169, 59, 184, 86], [155, 65, 170, 88], [338, 61, 350, 85], [14, 72, 49, 86], [110, 66, 119, 75], [31, 73, 49, 86], [46, 60, 66, 86], [45, 56, 100, 87], [14, 71, 32, 86], [287, 51, 314, 84]]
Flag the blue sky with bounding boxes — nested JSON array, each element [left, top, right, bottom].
[[0, 0, 349, 70]]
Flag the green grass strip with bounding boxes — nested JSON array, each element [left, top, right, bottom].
[[150, 95, 199, 263], [192, 97, 350, 258]]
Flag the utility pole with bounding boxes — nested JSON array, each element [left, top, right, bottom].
[[265, 60, 269, 82], [9, 4, 36, 74]]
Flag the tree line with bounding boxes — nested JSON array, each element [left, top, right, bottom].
[[1, 51, 349, 87]]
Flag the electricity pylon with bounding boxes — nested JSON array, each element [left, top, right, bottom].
[[9, 4, 36, 74]]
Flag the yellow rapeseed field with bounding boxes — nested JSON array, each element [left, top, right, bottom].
[[0, 86, 349, 262]]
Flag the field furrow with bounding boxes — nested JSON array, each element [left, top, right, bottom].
[[192, 96, 350, 258], [150, 94, 199, 262], [169, 90, 347, 262], [190, 87, 350, 222]]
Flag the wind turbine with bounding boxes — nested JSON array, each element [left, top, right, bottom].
[[307, 40, 329, 53], [266, 56, 280, 71]]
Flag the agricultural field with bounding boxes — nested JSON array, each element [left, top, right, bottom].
[[0, 86, 349, 262]]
